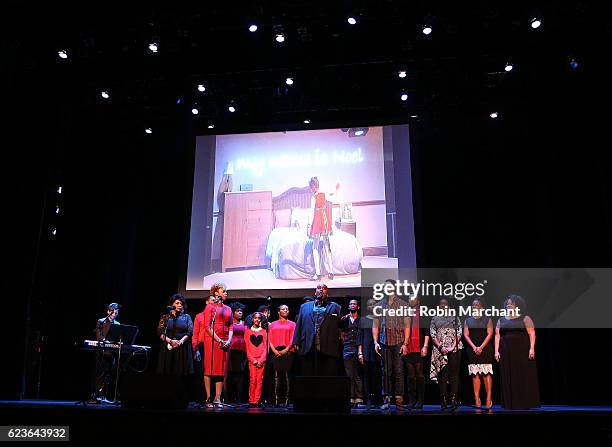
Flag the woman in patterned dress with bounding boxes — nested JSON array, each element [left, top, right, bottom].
[[430, 298, 463, 411], [463, 298, 494, 408]]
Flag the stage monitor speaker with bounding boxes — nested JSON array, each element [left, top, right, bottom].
[[120, 373, 188, 409], [293, 376, 351, 413]]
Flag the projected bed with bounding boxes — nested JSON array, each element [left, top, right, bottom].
[[266, 185, 363, 280]]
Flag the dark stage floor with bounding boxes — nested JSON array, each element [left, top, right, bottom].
[[2, 400, 612, 443]]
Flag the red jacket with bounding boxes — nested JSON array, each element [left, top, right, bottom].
[[192, 311, 206, 353]]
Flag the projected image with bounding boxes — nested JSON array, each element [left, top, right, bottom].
[[186, 126, 409, 292]]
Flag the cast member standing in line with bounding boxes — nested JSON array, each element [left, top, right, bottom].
[[203, 283, 233, 407], [268, 304, 296, 407], [225, 302, 247, 404], [293, 283, 342, 376], [157, 294, 194, 377], [358, 298, 383, 408], [373, 279, 411, 409], [307, 176, 340, 281], [192, 295, 215, 403], [464, 298, 494, 408], [495, 295, 540, 409], [341, 299, 364, 407], [245, 312, 268, 407], [403, 295, 429, 409], [430, 298, 463, 411]]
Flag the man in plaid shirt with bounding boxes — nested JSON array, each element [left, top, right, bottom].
[[372, 279, 411, 408]]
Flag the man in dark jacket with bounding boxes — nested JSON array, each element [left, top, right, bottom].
[[292, 283, 341, 376]]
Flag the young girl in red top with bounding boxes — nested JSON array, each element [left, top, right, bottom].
[[245, 312, 268, 407]]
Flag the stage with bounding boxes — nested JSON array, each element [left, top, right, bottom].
[[2, 400, 611, 443]]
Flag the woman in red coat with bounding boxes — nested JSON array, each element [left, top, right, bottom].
[[192, 295, 215, 402], [203, 283, 233, 407]]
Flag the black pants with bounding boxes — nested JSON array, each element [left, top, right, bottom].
[[300, 351, 339, 376], [343, 356, 364, 401], [403, 353, 425, 405], [438, 351, 461, 399], [382, 344, 404, 399], [92, 351, 116, 399], [225, 371, 244, 403], [363, 360, 383, 405]]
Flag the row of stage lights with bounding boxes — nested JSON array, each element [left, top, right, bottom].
[[55, 16, 545, 61], [54, 15, 579, 133]]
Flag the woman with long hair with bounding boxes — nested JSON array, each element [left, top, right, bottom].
[[464, 298, 494, 408], [495, 295, 540, 409]]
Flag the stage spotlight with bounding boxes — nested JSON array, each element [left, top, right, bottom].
[[228, 105, 236, 113], [530, 18, 542, 29], [57, 186, 63, 194], [50, 227, 57, 237], [197, 84, 206, 92], [275, 33, 286, 43], [490, 112, 499, 119], [286, 77, 294, 85], [569, 58, 579, 70], [57, 50, 68, 59], [55, 206, 60, 214], [348, 127, 369, 138], [347, 17, 357, 25], [303, 119, 311, 124], [504, 63, 514, 72], [249, 24, 258, 32], [145, 128, 153, 134], [422, 25, 432, 35], [398, 70, 407, 78], [191, 107, 199, 115], [208, 124, 215, 129], [400, 92, 408, 101], [101, 90, 110, 99], [148, 42, 158, 53]]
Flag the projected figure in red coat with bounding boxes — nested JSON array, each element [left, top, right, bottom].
[[203, 282, 233, 407], [308, 176, 339, 281]]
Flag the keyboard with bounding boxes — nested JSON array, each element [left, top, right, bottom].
[[82, 340, 151, 352]]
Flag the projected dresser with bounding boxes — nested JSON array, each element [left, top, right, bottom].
[[222, 190, 273, 272]]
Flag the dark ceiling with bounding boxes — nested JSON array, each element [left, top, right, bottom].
[[2, 1, 602, 134]]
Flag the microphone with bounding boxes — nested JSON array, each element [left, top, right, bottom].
[[214, 295, 223, 303], [166, 305, 176, 312]]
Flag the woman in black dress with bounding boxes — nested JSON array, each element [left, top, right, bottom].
[[494, 295, 539, 409], [463, 299, 494, 408], [157, 294, 194, 377]]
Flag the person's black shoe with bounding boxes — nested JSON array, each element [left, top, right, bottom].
[[413, 401, 423, 410], [440, 395, 448, 411], [450, 395, 459, 411]]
